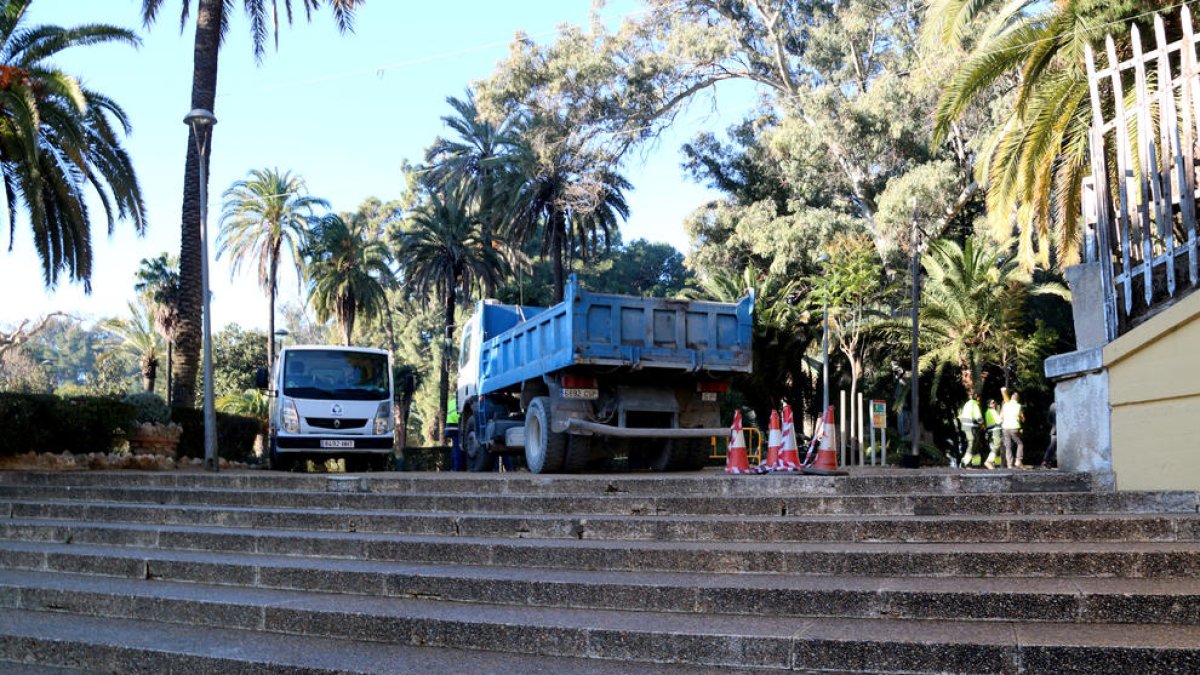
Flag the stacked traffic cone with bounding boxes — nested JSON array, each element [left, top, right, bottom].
[[760, 409, 782, 472], [804, 406, 847, 476], [775, 404, 801, 472], [725, 410, 751, 474]]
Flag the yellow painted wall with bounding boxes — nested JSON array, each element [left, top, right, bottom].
[[1105, 290, 1200, 491]]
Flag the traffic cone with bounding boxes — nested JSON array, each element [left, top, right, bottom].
[[762, 409, 782, 471], [804, 406, 848, 476], [776, 404, 801, 472], [725, 410, 751, 474]]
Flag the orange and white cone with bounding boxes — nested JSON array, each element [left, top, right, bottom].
[[762, 409, 782, 471], [805, 406, 847, 476], [776, 404, 801, 472], [725, 410, 751, 474]]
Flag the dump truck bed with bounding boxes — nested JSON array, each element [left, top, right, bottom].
[[478, 278, 753, 396]]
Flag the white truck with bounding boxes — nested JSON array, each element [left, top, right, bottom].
[[257, 345, 394, 471]]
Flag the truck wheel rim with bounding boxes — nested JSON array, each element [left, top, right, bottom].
[[526, 414, 544, 471]]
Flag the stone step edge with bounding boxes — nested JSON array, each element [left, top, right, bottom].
[[4, 543, 1200, 625], [9, 498, 1200, 524], [0, 607, 695, 675], [2, 573, 1200, 672], [9, 516, 1200, 553], [11, 511, 1200, 554]]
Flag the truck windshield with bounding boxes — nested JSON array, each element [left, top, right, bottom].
[[282, 350, 389, 401]]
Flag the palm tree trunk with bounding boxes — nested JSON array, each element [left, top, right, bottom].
[[172, 0, 222, 409], [551, 208, 566, 302], [267, 247, 279, 370], [438, 286, 457, 443], [143, 356, 158, 393], [481, 176, 496, 299]]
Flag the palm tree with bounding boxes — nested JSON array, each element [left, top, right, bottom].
[[0, 0, 146, 290], [135, 254, 181, 404], [928, 0, 1177, 265], [918, 236, 1066, 399], [424, 90, 519, 297], [140, 0, 363, 409], [101, 300, 163, 393], [393, 187, 509, 441], [687, 266, 817, 425], [304, 213, 393, 346], [218, 168, 327, 368], [501, 124, 630, 302]]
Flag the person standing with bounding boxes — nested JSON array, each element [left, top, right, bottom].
[[958, 395, 984, 468], [1000, 387, 1026, 469], [983, 400, 1003, 470], [1040, 401, 1058, 469]]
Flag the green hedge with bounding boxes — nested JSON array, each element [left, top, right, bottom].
[[0, 393, 135, 456], [170, 408, 259, 463]]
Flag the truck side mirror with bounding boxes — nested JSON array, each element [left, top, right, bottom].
[[254, 367, 268, 390], [401, 372, 416, 397]]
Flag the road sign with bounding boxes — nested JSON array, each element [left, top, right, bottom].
[[871, 400, 886, 428]]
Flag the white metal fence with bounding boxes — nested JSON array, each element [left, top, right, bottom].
[[1083, 8, 1200, 338]]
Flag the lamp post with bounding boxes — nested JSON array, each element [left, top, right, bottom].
[[184, 108, 218, 472], [815, 254, 831, 415], [274, 328, 289, 357], [907, 204, 923, 467]]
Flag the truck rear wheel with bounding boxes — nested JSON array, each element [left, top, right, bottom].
[[563, 435, 592, 473], [464, 414, 492, 472], [525, 397, 566, 474], [650, 438, 708, 472]]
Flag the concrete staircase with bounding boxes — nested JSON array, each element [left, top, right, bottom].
[[0, 468, 1198, 673]]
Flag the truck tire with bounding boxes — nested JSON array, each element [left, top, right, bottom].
[[525, 397, 567, 474], [269, 444, 296, 472], [563, 435, 592, 473], [650, 438, 708, 472], [464, 414, 492, 472]]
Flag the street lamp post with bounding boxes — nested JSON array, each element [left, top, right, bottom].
[[907, 208, 922, 467], [815, 254, 831, 415], [184, 108, 218, 472], [274, 329, 289, 368]]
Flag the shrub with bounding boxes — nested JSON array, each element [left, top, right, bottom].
[[122, 392, 171, 425], [0, 393, 135, 456], [0, 393, 58, 456], [53, 397, 136, 454], [171, 408, 260, 463]]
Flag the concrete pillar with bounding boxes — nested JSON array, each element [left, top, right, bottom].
[[1044, 262, 1115, 489]]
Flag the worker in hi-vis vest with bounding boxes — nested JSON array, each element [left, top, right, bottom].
[[983, 400, 1003, 470], [958, 396, 984, 467]]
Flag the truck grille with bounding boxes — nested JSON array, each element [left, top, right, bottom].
[[306, 418, 367, 430]]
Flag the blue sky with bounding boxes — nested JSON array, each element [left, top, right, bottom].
[[1, 0, 758, 331]]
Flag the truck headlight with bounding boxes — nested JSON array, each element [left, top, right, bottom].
[[281, 398, 300, 434], [373, 401, 391, 435]]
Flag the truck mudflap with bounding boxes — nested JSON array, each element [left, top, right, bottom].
[[566, 418, 727, 439]]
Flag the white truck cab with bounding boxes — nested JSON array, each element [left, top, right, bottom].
[[262, 345, 394, 471]]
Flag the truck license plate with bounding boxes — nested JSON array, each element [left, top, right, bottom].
[[320, 439, 354, 449], [701, 392, 718, 402]]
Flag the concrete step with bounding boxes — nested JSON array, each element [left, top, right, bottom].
[[2, 571, 1199, 673], [3, 541, 1199, 625], [2, 484, 1194, 517], [4, 518, 1200, 578], [0, 608, 709, 674], [5, 498, 1200, 544], [0, 467, 1106, 497]]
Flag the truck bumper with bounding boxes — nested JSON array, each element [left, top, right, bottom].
[[275, 436, 393, 451], [566, 419, 727, 439]]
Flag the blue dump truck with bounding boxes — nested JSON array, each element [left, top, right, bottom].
[[456, 276, 753, 473]]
